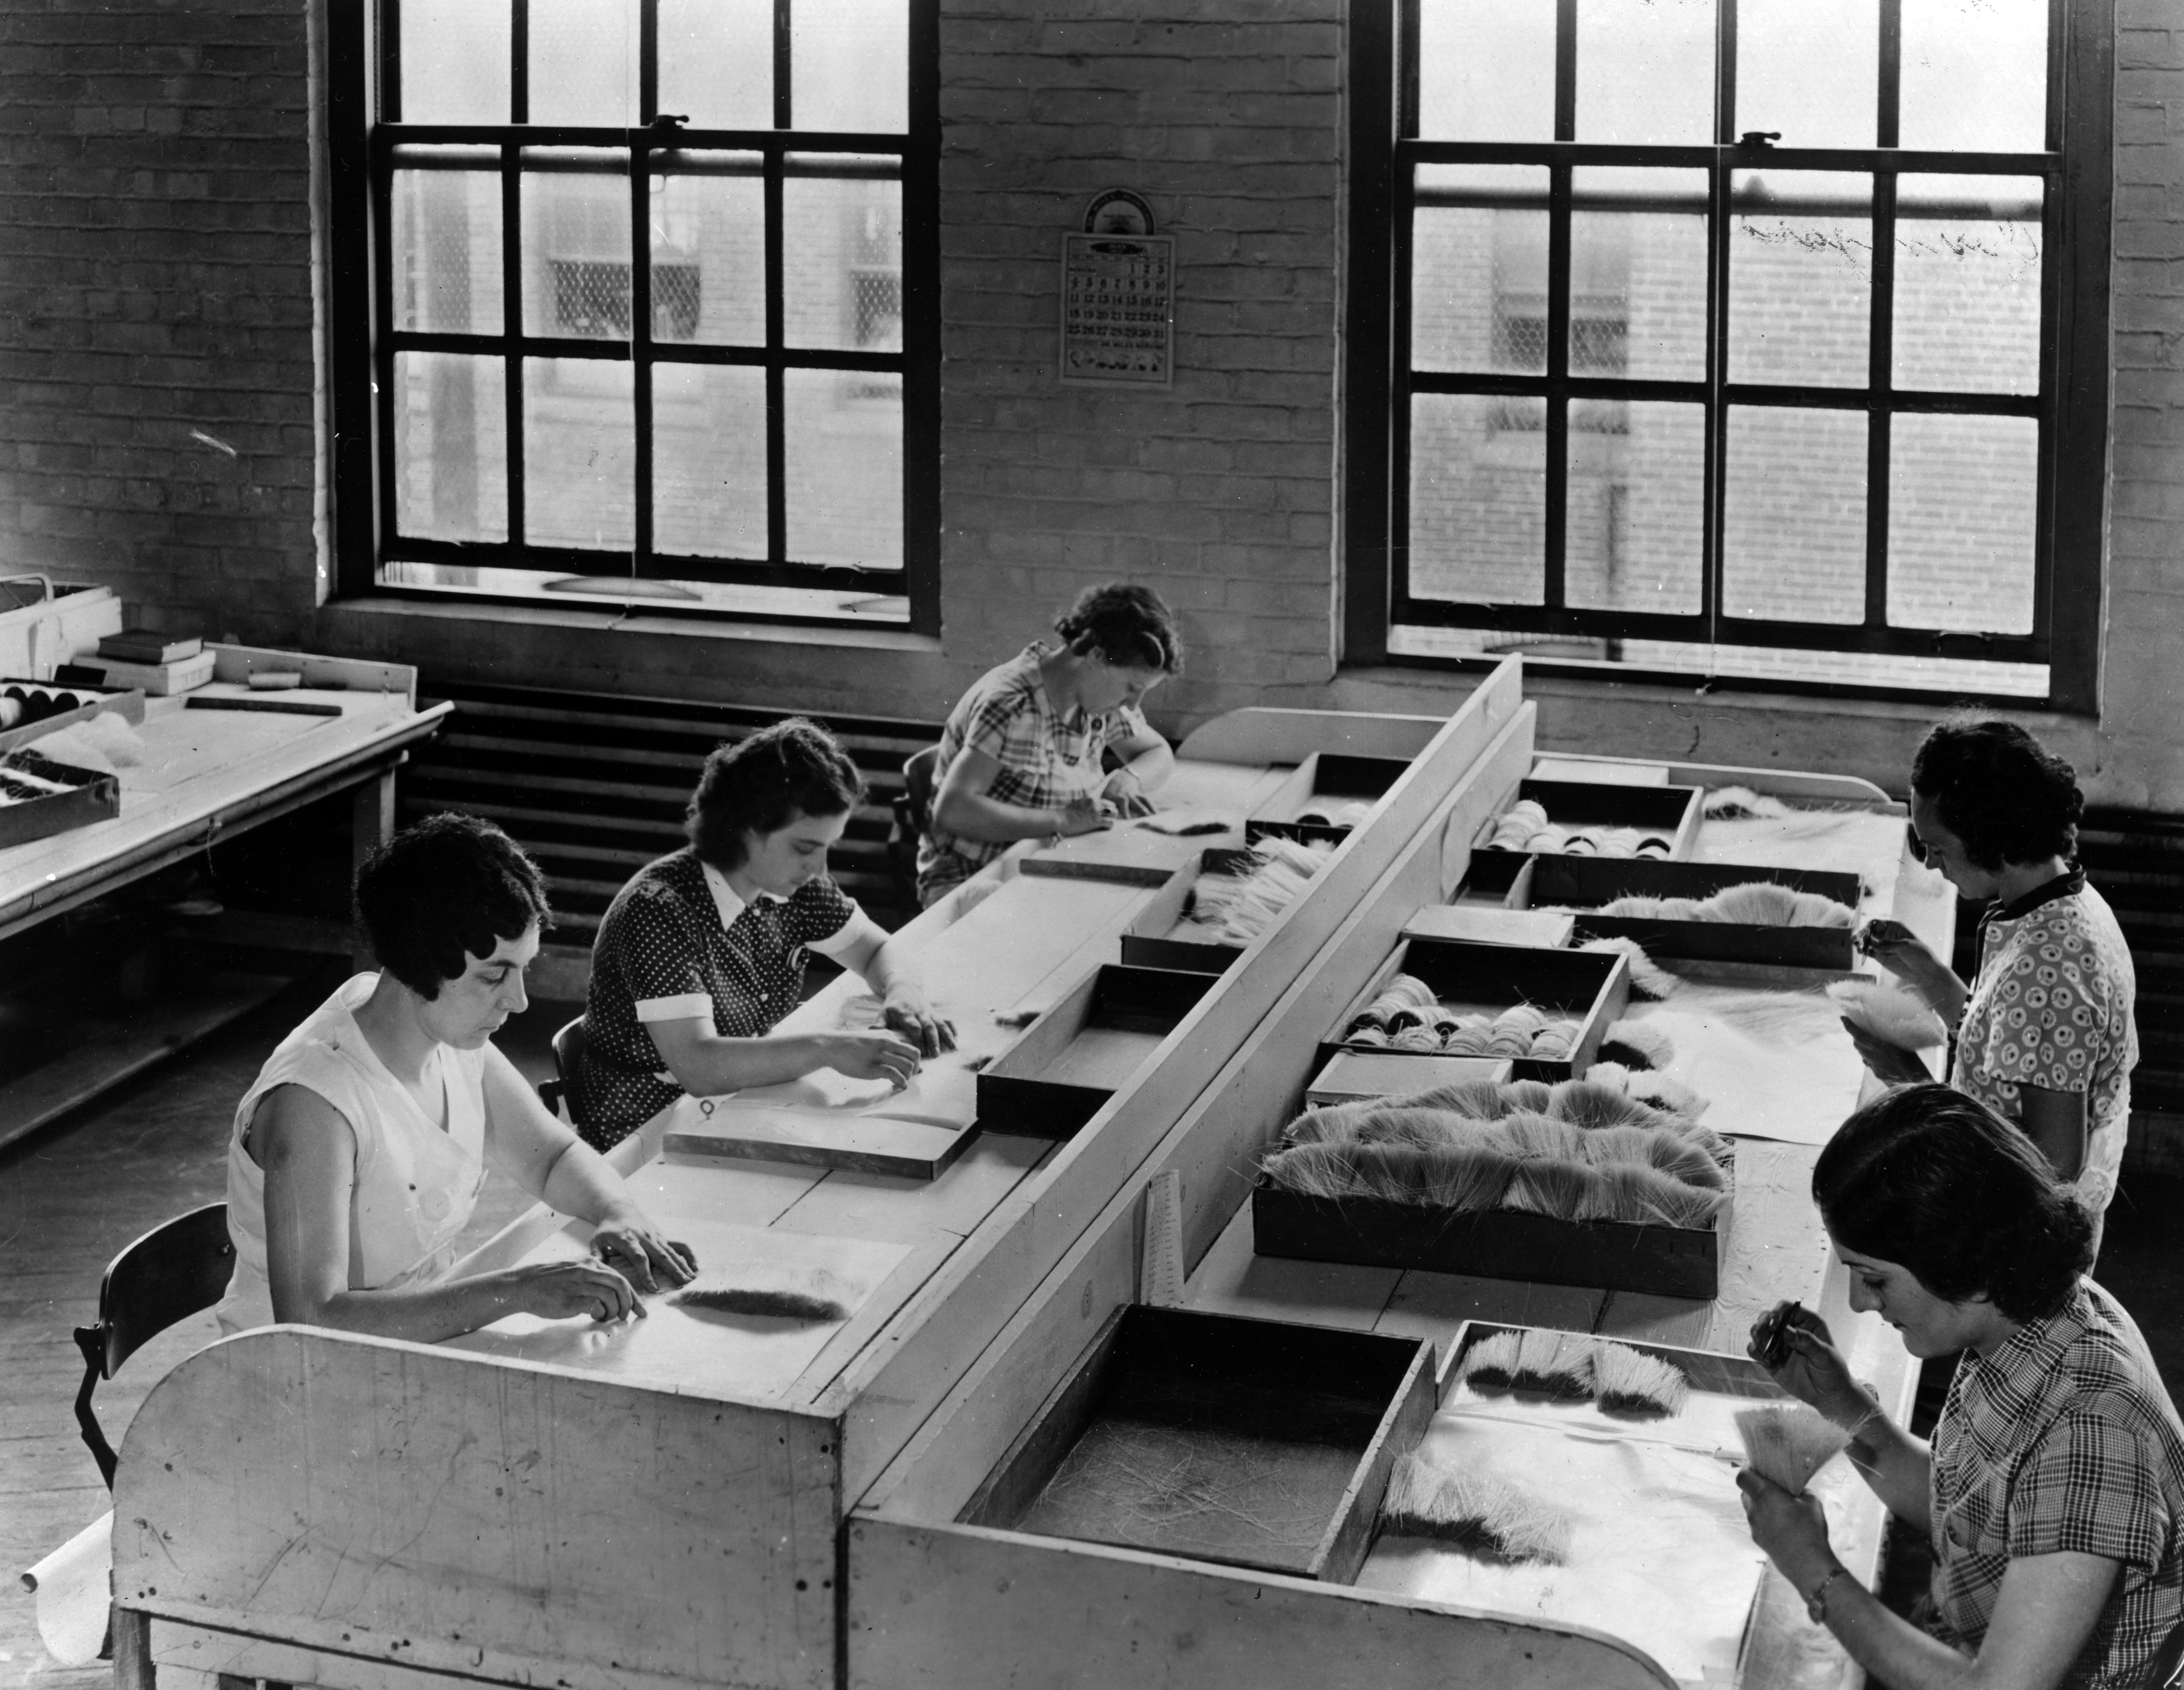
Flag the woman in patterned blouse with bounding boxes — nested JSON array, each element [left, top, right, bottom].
[[1740, 1085, 2183, 1690], [1855, 717, 2138, 1228], [917, 582, 1183, 907], [580, 718, 953, 1149]]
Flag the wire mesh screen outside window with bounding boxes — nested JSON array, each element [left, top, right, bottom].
[[1381, 0, 2095, 701], [351, 0, 934, 627]]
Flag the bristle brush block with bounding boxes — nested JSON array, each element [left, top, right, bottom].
[[1587, 1341, 1691, 1417], [1377, 1452, 1571, 1565], [1734, 1405, 1850, 1494], [672, 1286, 849, 1323]]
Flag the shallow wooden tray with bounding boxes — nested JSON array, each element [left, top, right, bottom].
[[1305, 1050, 1513, 1107], [1509, 855, 1866, 972], [1246, 751, 1412, 846], [1118, 846, 1258, 973], [959, 1304, 1435, 1582], [978, 964, 1217, 1139], [0, 747, 121, 847], [1467, 778, 1704, 894]]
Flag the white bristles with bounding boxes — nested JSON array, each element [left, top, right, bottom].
[[1589, 881, 1857, 930], [1588, 1340, 1692, 1417], [1189, 836, 1334, 944], [1456, 1329, 1527, 1389], [1379, 1452, 1573, 1565], [1599, 1019, 1676, 1071], [1702, 785, 1796, 821], [1511, 1327, 1595, 1395], [1828, 978, 1948, 1052], [1626, 1071, 1708, 1119], [1734, 1405, 1851, 1494], [1579, 934, 1682, 999]]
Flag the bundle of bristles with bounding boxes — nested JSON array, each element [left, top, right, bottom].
[[1183, 836, 1334, 946], [1262, 1074, 1731, 1231], [1482, 798, 1675, 860], [1294, 799, 1373, 830], [1576, 879, 1859, 930], [1376, 1334, 1691, 1564], [1343, 974, 1580, 1060]]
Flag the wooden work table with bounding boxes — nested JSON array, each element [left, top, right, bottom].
[[0, 647, 450, 1150], [110, 670, 1530, 1690], [850, 704, 1944, 1690]]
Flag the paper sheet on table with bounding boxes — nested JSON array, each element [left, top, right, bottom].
[[21, 1509, 109, 1666], [1358, 1413, 1769, 1688], [1622, 982, 1867, 1147], [445, 1218, 906, 1400]]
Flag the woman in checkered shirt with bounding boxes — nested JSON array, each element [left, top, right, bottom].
[[1740, 1085, 2183, 1689], [917, 582, 1183, 907]]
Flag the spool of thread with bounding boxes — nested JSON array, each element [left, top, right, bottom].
[[0, 696, 20, 730], [248, 670, 303, 691]]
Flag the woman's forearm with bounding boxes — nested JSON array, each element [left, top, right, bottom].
[[276, 1271, 533, 1346], [1812, 1572, 1982, 1689], [1120, 739, 1174, 791], [931, 785, 1069, 842], [1842, 1402, 1935, 1525], [661, 1031, 856, 1098], [538, 1138, 642, 1223]]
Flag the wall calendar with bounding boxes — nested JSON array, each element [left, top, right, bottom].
[[1060, 230, 1174, 389]]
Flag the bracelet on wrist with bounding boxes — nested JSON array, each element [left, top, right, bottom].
[[1804, 1565, 1852, 1624]]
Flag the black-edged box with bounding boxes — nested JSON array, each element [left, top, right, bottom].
[[1305, 1050, 1513, 1108], [1118, 847, 1259, 974], [1245, 752, 1412, 846], [1509, 854, 1867, 972], [1320, 938, 1630, 1082], [978, 965, 1217, 1139], [0, 747, 122, 847], [1253, 1153, 1730, 1300], [1466, 778, 1704, 894], [957, 1305, 1435, 1582], [0, 677, 143, 756]]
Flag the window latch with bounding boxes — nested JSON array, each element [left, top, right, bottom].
[[653, 113, 689, 131], [1738, 130, 1780, 149]]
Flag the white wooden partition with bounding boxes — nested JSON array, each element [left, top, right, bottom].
[[110, 663, 1529, 1690]]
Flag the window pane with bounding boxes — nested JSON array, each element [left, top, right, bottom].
[[1901, 0, 2047, 152], [785, 369, 901, 569], [792, 0, 908, 133], [400, 0, 510, 123], [392, 165, 503, 334], [528, 0, 636, 127], [654, 365, 767, 560], [524, 358, 634, 550], [1408, 394, 1546, 606], [1730, 170, 1872, 386], [659, 0, 772, 129], [1412, 165, 1550, 375], [783, 161, 902, 352], [1892, 175, 2043, 396], [656, 156, 765, 345], [1567, 401, 1705, 614], [1722, 407, 1866, 623], [393, 353, 507, 543], [1576, 0, 1714, 146], [1573, 167, 1708, 381], [1888, 414, 2037, 634], [1418, 0, 1556, 142], [1735, 0, 1877, 147], [521, 154, 631, 340]]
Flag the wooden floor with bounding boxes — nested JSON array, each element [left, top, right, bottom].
[[0, 972, 567, 1690]]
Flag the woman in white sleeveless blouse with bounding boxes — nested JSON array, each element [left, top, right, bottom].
[[217, 814, 691, 1340]]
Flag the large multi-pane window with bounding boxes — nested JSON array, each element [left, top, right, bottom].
[[330, 0, 936, 628], [1352, 0, 2108, 704]]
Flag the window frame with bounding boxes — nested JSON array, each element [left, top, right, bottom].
[[326, 0, 941, 635], [1343, 0, 2112, 712]]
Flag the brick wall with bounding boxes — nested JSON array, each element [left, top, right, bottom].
[[0, 0, 323, 641], [1, 0, 2180, 807]]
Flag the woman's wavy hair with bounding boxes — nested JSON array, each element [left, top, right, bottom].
[[1911, 715, 2083, 871], [1813, 1083, 2093, 1323], [356, 812, 551, 999], [686, 717, 865, 870], [1053, 582, 1184, 676]]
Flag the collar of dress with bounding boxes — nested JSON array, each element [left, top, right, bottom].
[[699, 857, 782, 931], [1963, 1282, 2092, 1416], [1982, 863, 2086, 930]]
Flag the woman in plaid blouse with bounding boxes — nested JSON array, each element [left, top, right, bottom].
[[917, 582, 1183, 906], [1740, 1085, 2183, 1689]]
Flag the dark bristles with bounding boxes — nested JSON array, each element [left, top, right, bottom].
[[673, 1287, 849, 1323]]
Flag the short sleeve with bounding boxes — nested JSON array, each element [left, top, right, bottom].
[[2009, 1408, 2168, 1572], [960, 680, 1031, 762], [1103, 702, 1151, 751], [1975, 920, 2116, 1094], [609, 889, 712, 1024], [782, 876, 857, 950]]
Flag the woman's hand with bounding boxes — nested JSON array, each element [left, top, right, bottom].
[[1749, 1302, 1877, 1430], [1736, 1469, 1838, 1589], [821, 1028, 923, 1087], [505, 1257, 648, 1323], [1841, 1018, 1936, 1085], [1099, 769, 1159, 820], [1054, 794, 1111, 838], [882, 989, 957, 1058], [1856, 920, 1961, 1007], [589, 1211, 697, 1295]]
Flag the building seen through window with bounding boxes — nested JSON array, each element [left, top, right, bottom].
[[345, 0, 935, 626]]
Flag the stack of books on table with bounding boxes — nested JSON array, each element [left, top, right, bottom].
[[72, 630, 214, 696]]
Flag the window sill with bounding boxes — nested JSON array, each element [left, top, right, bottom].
[[317, 594, 943, 656]]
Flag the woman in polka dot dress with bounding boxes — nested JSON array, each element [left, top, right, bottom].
[[580, 718, 953, 1150], [1856, 718, 2138, 1239]]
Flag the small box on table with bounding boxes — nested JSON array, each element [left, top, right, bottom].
[[1117, 846, 1259, 974], [978, 965, 1217, 1139], [1466, 778, 1704, 895], [1305, 1050, 1513, 1108], [1508, 855, 1867, 972], [957, 1304, 1435, 1582], [0, 747, 121, 847], [1245, 752, 1412, 847]]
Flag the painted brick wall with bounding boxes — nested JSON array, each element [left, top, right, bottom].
[[0, 0, 323, 641], [934, 0, 1344, 721]]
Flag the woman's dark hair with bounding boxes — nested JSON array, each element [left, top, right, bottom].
[[1813, 1083, 2093, 1322], [356, 812, 551, 1000], [686, 717, 864, 869], [1053, 582, 1183, 676], [1910, 715, 2083, 870]]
